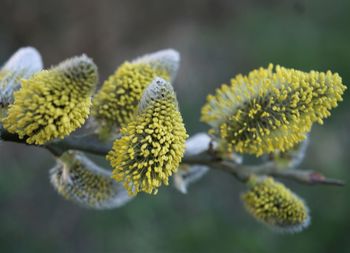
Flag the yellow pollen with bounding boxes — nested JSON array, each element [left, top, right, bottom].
[[201, 64, 346, 156]]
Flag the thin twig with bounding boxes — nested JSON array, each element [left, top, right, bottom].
[[0, 126, 345, 187]]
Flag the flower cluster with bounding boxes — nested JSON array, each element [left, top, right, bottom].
[[1, 46, 346, 234], [201, 64, 346, 156], [50, 151, 132, 209], [92, 49, 180, 138], [241, 177, 310, 233], [3, 55, 98, 144], [107, 77, 188, 195]]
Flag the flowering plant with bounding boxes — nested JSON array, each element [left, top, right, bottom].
[[0, 47, 346, 233]]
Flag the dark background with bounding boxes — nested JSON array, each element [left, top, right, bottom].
[[1, 0, 349, 252]]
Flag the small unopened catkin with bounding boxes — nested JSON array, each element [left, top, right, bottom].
[[0, 47, 42, 120], [50, 151, 133, 209]]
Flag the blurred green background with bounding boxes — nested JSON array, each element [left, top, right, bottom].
[[1, 0, 349, 252]]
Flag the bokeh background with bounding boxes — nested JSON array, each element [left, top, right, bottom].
[[1, 0, 350, 252]]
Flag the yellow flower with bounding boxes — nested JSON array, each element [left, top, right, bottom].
[[201, 64, 346, 156], [0, 47, 42, 120], [107, 77, 188, 195], [3, 55, 97, 144], [50, 151, 133, 209], [241, 177, 310, 233], [92, 49, 180, 137]]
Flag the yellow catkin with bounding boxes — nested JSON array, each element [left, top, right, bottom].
[[3, 55, 97, 144], [50, 151, 132, 209], [107, 78, 188, 195], [201, 64, 346, 156], [241, 177, 310, 233], [92, 62, 170, 132]]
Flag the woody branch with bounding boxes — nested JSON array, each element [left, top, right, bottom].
[[0, 126, 344, 187]]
